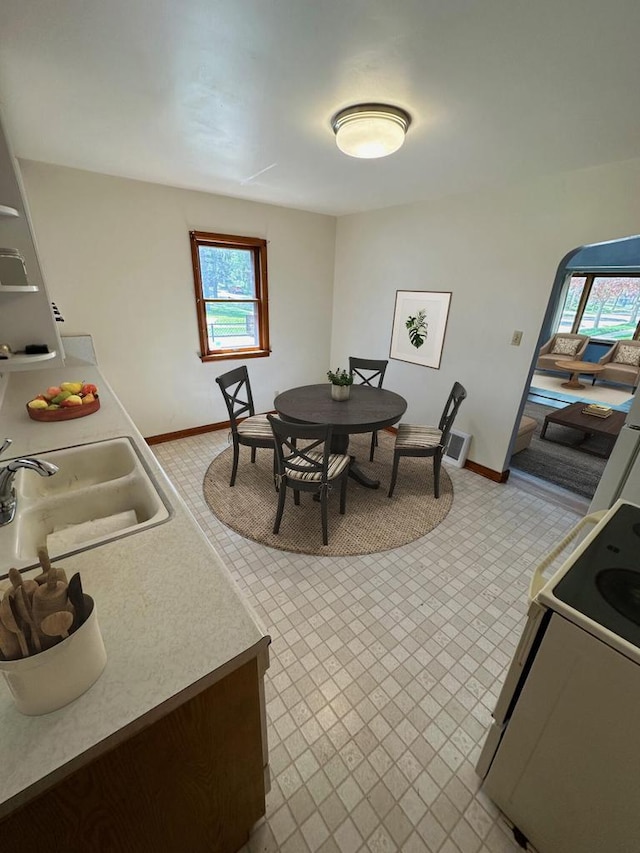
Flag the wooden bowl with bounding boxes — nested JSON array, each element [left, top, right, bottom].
[[26, 397, 101, 421]]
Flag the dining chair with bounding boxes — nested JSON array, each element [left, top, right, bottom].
[[349, 356, 389, 460], [388, 381, 467, 499], [267, 415, 351, 546], [215, 366, 275, 487]]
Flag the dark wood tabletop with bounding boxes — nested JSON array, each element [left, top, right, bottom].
[[274, 384, 408, 488], [274, 384, 407, 435]]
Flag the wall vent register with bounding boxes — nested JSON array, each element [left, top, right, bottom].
[[443, 429, 471, 468]]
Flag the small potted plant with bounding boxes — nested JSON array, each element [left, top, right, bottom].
[[327, 367, 353, 401]]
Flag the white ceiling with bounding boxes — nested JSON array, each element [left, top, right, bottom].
[[1, 0, 639, 216]]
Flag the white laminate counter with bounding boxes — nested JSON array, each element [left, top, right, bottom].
[[0, 360, 270, 818]]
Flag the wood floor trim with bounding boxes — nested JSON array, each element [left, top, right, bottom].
[[145, 421, 229, 445], [145, 410, 283, 445], [464, 459, 509, 482], [145, 423, 507, 485]]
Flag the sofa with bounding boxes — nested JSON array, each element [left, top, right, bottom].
[[536, 333, 590, 372], [595, 340, 640, 391]]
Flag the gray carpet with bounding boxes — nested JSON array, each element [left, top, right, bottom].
[[510, 401, 607, 498], [202, 431, 453, 555]]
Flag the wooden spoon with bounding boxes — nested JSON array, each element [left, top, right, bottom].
[[0, 612, 21, 660], [4, 594, 29, 657], [34, 546, 67, 584], [40, 611, 73, 641], [33, 567, 68, 585], [0, 589, 12, 621], [37, 544, 52, 575], [16, 586, 42, 653], [9, 569, 38, 631], [8, 567, 38, 603], [32, 567, 73, 627], [0, 591, 25, 653]]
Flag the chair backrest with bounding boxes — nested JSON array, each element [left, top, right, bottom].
[[611, 339, 640, 363], [267, 416, 333, 481], [550, 333, 590, 357], [216, 366, 256, 431], [438, 382, 467, 446], [349, 357, 388, 388]]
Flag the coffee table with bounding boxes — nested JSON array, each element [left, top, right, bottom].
[[540, 402, 625, 458], [274, 384, 407, 488], [555, 360, 604, 390]]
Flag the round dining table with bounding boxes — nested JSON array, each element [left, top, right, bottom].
[[274, 383, 407, 488]]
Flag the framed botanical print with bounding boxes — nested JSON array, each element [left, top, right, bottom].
[[389, 290, 452, 369]]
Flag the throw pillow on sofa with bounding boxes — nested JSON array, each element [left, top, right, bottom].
[[613, 344, 640, 367], [551, 337, 581, 356]]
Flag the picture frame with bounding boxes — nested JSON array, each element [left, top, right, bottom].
[[389, 290, 452, 369]]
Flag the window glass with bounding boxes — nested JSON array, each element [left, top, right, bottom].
[[576, 276, 640, 340], [557, 275, 586, 333], [204, 302, 259, 351], [198, 246, 256, 299]]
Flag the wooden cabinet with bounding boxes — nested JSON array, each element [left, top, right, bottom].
[[0, 654, 269, 853]]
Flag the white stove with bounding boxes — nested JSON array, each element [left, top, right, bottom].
[[476, 500, 640, 853]]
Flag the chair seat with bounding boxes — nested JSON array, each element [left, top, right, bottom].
[[237, 413, 274, 438], [287, 451, 350, 482], [395, 424, 443, 449]]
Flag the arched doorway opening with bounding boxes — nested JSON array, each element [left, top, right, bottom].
[[509, 234, 640, 506]]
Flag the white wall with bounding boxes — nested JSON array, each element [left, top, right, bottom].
[[18, 156, 640, 471], [332, 158, 640, 472], [19, 162, 336, 437]]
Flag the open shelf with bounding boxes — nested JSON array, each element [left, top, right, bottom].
[[0, 247, 37, 290], [0, 350, 58, 370], [0, 205, 19, 218], [0, 284, 39, 293]]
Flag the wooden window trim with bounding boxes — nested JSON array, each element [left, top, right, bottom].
[[190, 230, 271, 362]]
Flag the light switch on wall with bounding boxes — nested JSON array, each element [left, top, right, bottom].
[[511, 330, 523, 346]]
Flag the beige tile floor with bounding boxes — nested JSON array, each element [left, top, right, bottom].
[[152, 431, 583, 853]]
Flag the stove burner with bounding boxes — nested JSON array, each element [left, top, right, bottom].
[[596, 568, 640, 626], [634, 522, 640, 538]]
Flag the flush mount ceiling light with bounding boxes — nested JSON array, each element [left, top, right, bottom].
[[331, 103, 412, 159]]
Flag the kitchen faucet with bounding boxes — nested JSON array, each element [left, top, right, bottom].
[[0, 438, 58, 526]]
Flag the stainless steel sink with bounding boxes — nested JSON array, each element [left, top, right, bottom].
[[0, 437, 172, 573]]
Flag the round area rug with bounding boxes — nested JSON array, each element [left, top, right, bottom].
[[203, 431, 453, 556]]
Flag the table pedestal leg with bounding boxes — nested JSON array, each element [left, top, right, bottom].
[[561, 370, 585, 389], [331, 434, 380, 490]]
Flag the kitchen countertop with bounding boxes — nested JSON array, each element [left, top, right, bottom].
[[0, 357, 270, 818]]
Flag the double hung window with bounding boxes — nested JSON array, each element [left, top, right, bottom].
[[190, 231, 270, 361]]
